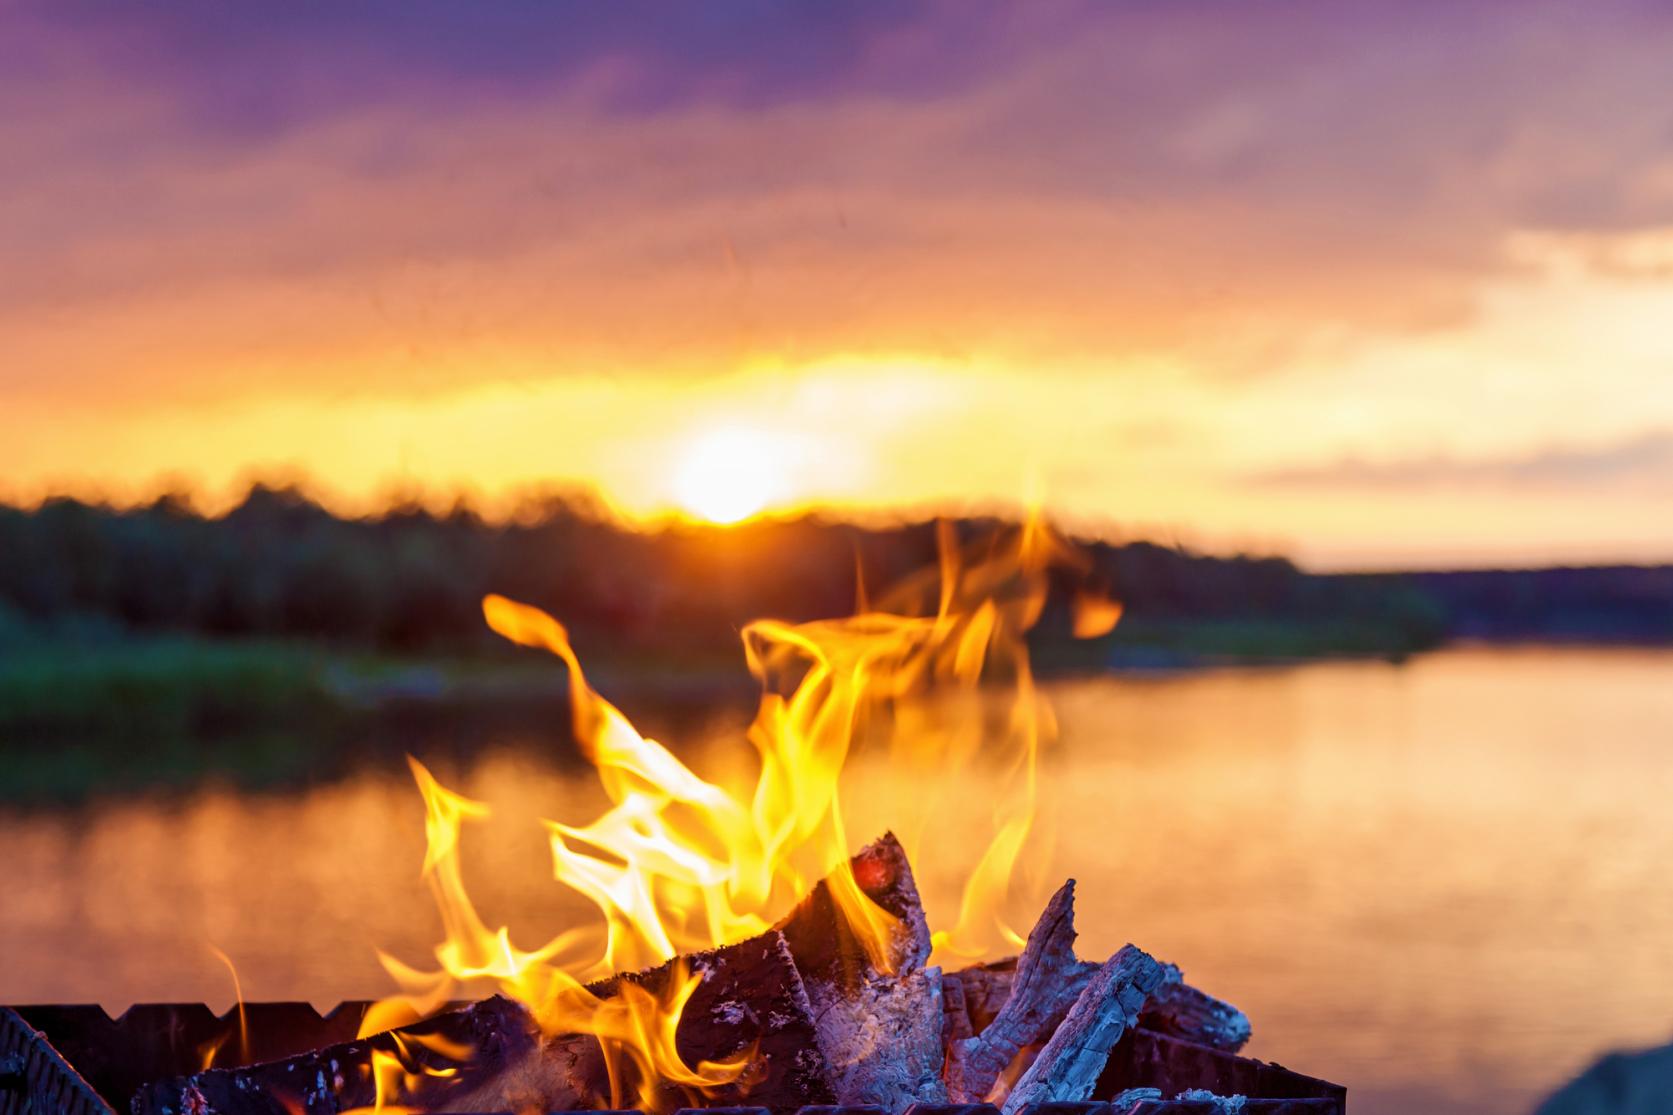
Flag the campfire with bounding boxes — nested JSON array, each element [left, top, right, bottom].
[[1, 524, 1346, 1115]]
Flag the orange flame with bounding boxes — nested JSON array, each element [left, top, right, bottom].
[[197, 945, 250, 1070], [1071, 590, 1124, 639], [369, 518, 1112, 1108]]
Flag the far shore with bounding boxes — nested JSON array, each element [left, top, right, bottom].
[[5, 629, 1670, 807]]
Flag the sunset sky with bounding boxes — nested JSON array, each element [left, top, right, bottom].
[[6, 1, 1673, 568]]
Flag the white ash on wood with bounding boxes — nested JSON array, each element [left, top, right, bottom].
[[944, 881, 1081, 1104], [941, 908, 1251, 1058], [998, 945, 1167, 1115], [771, 834, 947, 1113]]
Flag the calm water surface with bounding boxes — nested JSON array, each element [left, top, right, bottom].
[[5, 647, 1673, 1115]]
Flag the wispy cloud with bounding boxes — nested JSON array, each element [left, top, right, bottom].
[[6, 1, 1673, 564], [7, 1, 1673, 406], [1254, 432, 1673, 493]]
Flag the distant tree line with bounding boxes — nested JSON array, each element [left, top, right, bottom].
[[5, 484, 1655, 662], [1402, 567, 1673, 644]]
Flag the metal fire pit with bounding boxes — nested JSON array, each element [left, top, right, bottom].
[[2, 1002, 1346, 1115]]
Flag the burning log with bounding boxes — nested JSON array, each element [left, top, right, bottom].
[[133, 931, 833, 1115], [944, 881, 1081, 1103], [449, 930, 836, 1114], [997, 945, 1167, 1115], [130, 993, 540, 1115], [117, 838, 1332, 1115], [773, 834, 945, 1113], [804, 968, 945, 1113], [598, 931, 836, 1112], [132, 836, 934, 1115], [774, 833, 932, 987]]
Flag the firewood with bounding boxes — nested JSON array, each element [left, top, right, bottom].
[[997, 945, 1166, 1115], [602, 930, 837, 1112], [774, 833, 932, 988], [944, 881, 1082, 1103], [940, 971, 975, 1045], [949, 960, 1248, 1056], [1096, 1028, 1343, 1110], [809, 967, 946, 1112], [1140, 968, 1251, 1054], [134, 836, 940, 1115], [773, 835, 945, 1114], [949, 962, 1019, 1036], [132, 932, 833, 1115], [130, 993, 543, 1115], [453, 930, 835, 1114]]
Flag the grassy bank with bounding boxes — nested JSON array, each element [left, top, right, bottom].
[[0, 616, 1428, 738]]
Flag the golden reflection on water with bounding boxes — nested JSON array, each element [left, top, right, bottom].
[[5, 647, 1673, 1115]]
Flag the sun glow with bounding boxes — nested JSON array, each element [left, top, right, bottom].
[[671, 427, 786, 524]]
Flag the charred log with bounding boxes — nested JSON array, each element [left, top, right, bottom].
[[133, 932, 834, 1115], [940, 971, 974, 1046], [773, 833, 932, 990], [1139, 969, 1251, 1054], [773, 835, 945, 1113], [948, 963, 1019, 1038], [998, 945, 1166, 1115], [948, 961, 1247, 1057], [944, 881, 1082, 1103], [130, 993, 541, 1115], [811, 968, 945, 1113], [580, 931, 836, 1112]]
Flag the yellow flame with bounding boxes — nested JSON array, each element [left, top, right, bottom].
[[368, 518, 1113, 1109]]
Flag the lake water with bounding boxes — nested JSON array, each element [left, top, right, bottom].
[[4, 646, 1673, 1115]]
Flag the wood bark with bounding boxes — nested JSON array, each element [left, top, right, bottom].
[[773, 832, 932, 988], [952, 961, 1023, 1036], [997, 944, 1166, 1115], [944, 881, 1083, 1103], [130, 994, 543, 1115], [949, 960, 1249, 1057], [806, 966, 945, 1113], [1138, 968, 1251, 1054], [773, 834, 945, 1114], [133, 931, 833, 1115], [133, 836, 938, 1115], [940, 970, 975, 1045]]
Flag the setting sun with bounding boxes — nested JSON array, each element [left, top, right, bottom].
[[672, 427, 786, 524]]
